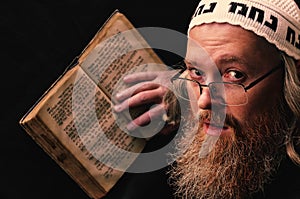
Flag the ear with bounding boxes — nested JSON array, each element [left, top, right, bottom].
[[296, 60, 300, 80]]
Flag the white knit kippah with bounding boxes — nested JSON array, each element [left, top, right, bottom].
[[188, 0, 300, 60]]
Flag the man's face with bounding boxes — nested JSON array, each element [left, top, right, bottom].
[[169, 23, 291, 198], [186, 23, 284, 126]]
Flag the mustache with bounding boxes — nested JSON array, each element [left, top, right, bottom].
[[198, 109, 241, 130]]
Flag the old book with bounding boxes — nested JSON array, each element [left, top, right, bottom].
[[19, 10, 167, 199]]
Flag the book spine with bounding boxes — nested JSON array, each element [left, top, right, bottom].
[[20, 117, 106, 199]]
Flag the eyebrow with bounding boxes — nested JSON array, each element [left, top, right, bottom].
[[185, 55, 253, 71], [184, 59, 193, 68], [216, 55, 256, 73], [184, 59, 215, 70], [217, 55, 247, 66]]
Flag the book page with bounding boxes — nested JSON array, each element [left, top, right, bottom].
[[80, 12, 167, 99], [79, 11, 169, 138], [19, 11, 166, 198], [33, 66, 145, 193]]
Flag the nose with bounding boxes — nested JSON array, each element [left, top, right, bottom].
[[198, 86, 212, 109]]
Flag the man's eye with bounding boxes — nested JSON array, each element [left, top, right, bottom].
[[224, 70, 245, 81], [189, 68, 205, 78]]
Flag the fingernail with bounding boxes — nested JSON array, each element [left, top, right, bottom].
[[114, 105, 121, 112], [127, 122, 137, 131], [123, 76, 129, 81], [115, 92, 123, 100]]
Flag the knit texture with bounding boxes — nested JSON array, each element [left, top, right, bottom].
[[188, 0, 300, 59]]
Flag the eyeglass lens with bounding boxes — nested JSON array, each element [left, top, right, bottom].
[[172, 79, 248, 106]]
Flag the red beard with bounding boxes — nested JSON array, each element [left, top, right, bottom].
[[168, 104, 290, 199]]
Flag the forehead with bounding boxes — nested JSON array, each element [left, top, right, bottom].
[[186, 23, 281, 70]]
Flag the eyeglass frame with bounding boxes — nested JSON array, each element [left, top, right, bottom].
[[170, 59, 284, 105]]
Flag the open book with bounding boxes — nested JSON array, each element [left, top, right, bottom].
[[19, 10, 169, 198]]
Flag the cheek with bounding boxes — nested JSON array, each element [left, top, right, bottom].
[[187, 84, 201, 115], [228, 87, 282, 123]]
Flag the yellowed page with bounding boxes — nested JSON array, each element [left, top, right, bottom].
[[19, 11, 167, 198], [80, 12, 166, 99], [22, 66, 145, 196]]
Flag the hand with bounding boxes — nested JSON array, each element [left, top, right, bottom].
[[113, 69, 179, 134]]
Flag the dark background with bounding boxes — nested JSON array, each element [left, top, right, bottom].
[[1, 1, 199, 198], [3, 1, 300, 199]]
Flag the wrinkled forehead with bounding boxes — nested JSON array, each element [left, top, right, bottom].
[[185, 23, 282, 72], [186, 39, 213, 66]]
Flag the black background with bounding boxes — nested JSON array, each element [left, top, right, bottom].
[[3, 1, 300, 199], [1, 1, 199, 198]]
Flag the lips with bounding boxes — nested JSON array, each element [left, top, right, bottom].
[[203, 121, 231, 136]]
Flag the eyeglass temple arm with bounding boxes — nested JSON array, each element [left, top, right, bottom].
[[170, 62, 187, 81], [244, 65, 282, 91]]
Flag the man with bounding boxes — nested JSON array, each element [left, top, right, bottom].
[[112, 0, 300, 198]]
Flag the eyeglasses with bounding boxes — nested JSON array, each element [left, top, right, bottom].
[[171, 61, 283, 106]]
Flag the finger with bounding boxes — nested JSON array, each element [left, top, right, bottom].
[[115, 82, 160, 102], [123, 72, 158, 83], [126, 104, 166, 131], [114, 88, 165, 112]]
